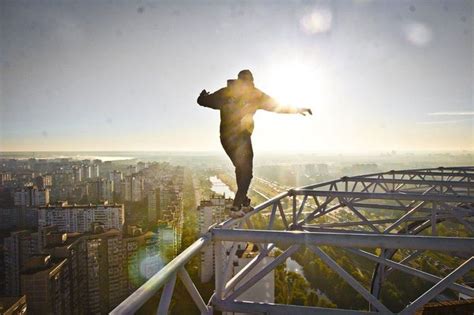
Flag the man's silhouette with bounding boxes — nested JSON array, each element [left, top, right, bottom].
[[198, 69, 312, 218]]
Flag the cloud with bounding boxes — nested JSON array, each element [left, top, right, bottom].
[[428, 111, 474, 116], [417, 118, 472, 125]]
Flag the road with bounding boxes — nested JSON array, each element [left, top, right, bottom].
[[192, 175, 201, 208]]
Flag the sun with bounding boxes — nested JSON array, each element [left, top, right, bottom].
[[261, 61, 320, 108], [252, 61, 322, 151]]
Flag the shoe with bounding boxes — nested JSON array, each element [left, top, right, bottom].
[[230, 205, 245, 218], [241, 205, 254, 213], [230, 209, 245, 218], [241, 198, 253, 213]]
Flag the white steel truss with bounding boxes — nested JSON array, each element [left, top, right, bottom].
[[112, 167, 474, 314]]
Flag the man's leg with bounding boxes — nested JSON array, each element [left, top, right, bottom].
[[233, 136, 253, 208], [221, 135, 253, 216], [221, 137, 241, 208]]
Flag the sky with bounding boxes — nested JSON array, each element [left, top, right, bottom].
[[0, 0, 472, 153]]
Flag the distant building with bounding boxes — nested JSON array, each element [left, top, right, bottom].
[[0, 172, 12, 185], [157, 221, 181, 263], [13, 186, 50, 207], [72, 166, 82, 183], [0, 296, 27, 315], [87, 178, 114, 203], [109, 170, 123, 196], [159, 186, 182, 219], [198, 196, 233, 283], [81, 165, 91, 180], [0, 208, 18, 230], [0, 208, 38, 230], [147, 189, 159, 223], [20, 255, 71, 314], [124, 174, 144, 202], [317, 164, 329, 176], [52, 171, 74, 187], [37, 201, 125, 233], [136, 162, 147, 172], [4, 230, 39, 295], [198, 196, 232, 234], [126, 165, 137, 176], [34, 174, 52, 189], [91, 164, 100, 178]]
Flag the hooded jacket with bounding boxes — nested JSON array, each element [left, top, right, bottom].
[[197, 80, 290, 139]]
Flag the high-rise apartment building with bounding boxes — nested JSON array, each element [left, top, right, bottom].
[[148, 186, 183, 224], [0, 172, 12, 185], [0, 208, 38, 230], [83, 227, 124, 314], [91, 164, 100, 178], [20, 255, 71, 314], [81, 165, 91, 180], [52, 171, 74, 187], [37, 202, 124, 233], [34, 174, 52, 189], [156, 221, 182, 263], [72, 166, 82, 183], [198, 196, 232, 283], [0, 296, 27, 315], [109, 170, 123, 197], [136, 162, 147, 172], [147, 189, 159, 223], [42, 230, 87, 315], [122, 225, 160, 294], [4, 230, 39, 295], [123, 174, 144, 202], [125, 165, 136, 176], [87, 178, 114, 203], [13, 186, 50, 207]]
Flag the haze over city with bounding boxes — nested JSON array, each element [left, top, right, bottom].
[[1, 0, 472, 153]]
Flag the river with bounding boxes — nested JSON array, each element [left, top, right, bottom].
[[285, 257, 307, 280], [209, 176, 235, 198]]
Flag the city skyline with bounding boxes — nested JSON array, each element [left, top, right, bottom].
[[1, 0, 473, 152]]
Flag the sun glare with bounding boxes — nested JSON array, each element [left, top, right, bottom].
[[263, 61, 320, 108], [253, 61, 324, 151]]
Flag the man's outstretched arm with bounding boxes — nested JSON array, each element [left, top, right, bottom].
[[197, 89, 225, 110], [258, 91, 312, 115]]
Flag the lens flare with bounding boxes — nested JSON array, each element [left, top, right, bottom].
[[139, 254, 163, 280], [300, 8, 333, 34], [403, 22, 432, 47]]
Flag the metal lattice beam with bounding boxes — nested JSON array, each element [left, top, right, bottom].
[[111, 167, 474, 315]]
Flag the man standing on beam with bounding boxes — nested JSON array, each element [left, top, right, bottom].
[[198, 69, 312, 218]]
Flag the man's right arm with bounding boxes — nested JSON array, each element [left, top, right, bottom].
[[197, 88, 225, 110]]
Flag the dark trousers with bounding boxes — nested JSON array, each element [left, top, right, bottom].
[[220, 134, 253, 207]]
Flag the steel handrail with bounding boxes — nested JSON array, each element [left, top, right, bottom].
[[111, 234, 211, 314]]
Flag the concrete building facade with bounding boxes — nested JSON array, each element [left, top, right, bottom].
[[37, 202, 124, 233]]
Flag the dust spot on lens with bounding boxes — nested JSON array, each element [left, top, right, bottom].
[[300, 8, 333, 35]]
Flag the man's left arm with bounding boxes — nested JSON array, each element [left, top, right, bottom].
[[257, 90, 312, 115]]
